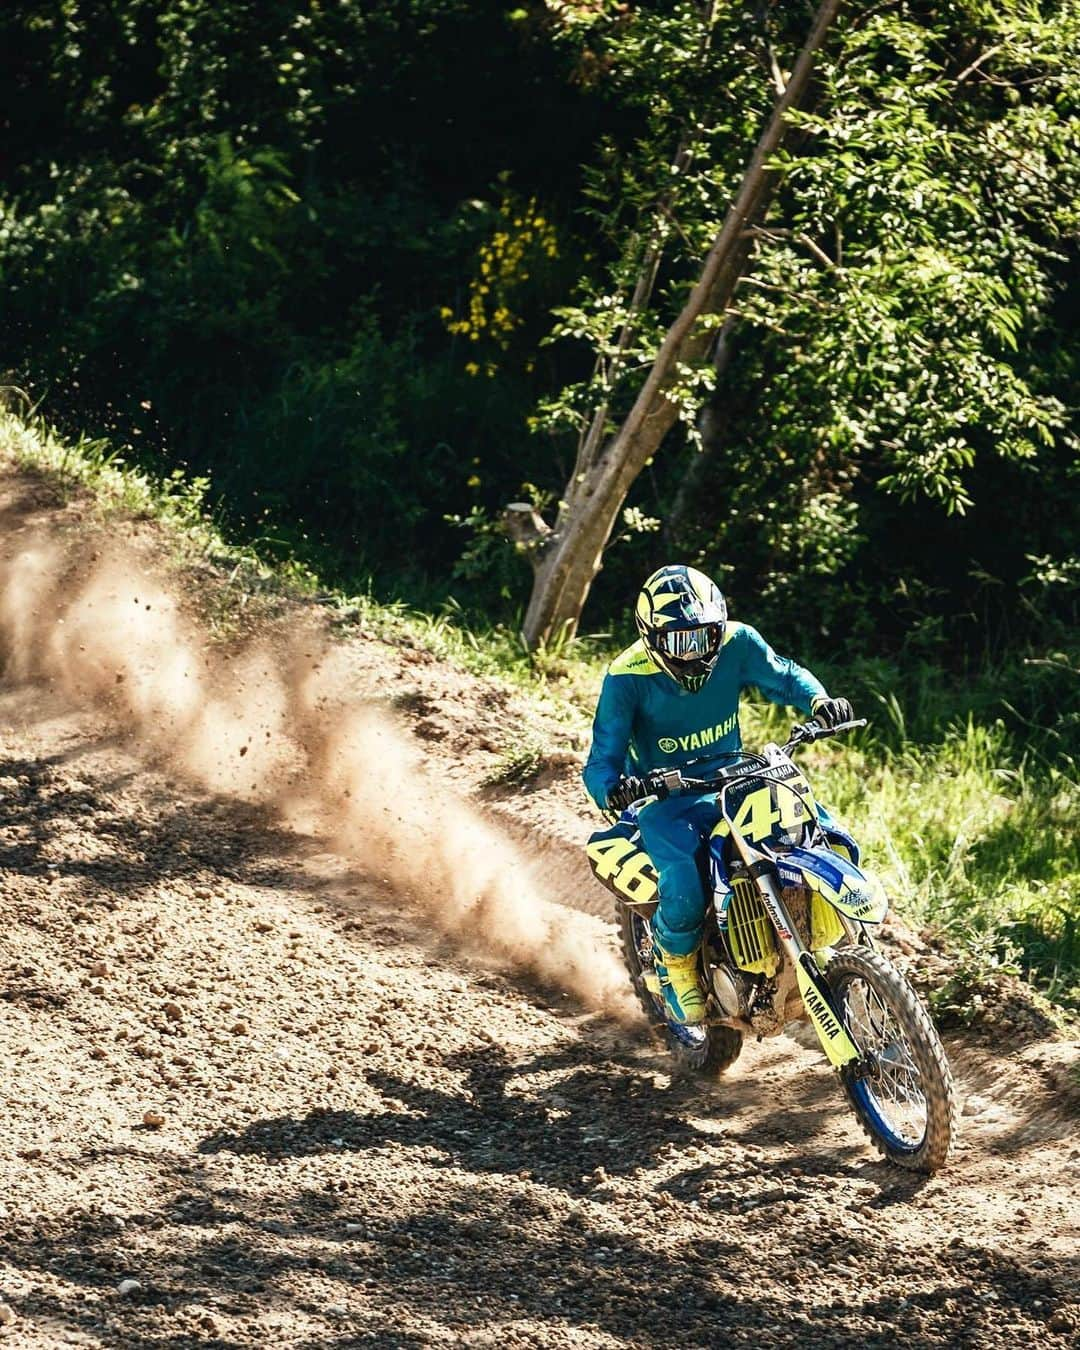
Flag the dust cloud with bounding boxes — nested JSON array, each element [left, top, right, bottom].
[[0, 522, 634, 1017]]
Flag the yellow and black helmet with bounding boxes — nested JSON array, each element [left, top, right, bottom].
[[635, 564, 727, 692]]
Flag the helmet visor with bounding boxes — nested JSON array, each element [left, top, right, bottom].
[[656, 624, 722, 662]]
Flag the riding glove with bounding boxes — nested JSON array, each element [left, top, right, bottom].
[[812, 695, 854, 728], [606, 776, 647, 814]]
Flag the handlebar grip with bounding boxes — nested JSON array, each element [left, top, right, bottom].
[[623, 767, 687, 808], [650, 767, 687, 797], [792, 716, 867, 742]]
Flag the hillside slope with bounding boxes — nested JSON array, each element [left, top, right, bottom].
[[0, 465, 1077, 1348]]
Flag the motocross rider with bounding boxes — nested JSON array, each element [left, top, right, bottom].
[[583, 564, 852, 1026]]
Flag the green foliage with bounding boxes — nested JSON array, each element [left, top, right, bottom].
[[0, 2, 1077, 707], [481, 737, 546, 788], [0, 406, 216, 543], [743, 675, 1080, 1007], [531, 0, 1078, 658], [744, 3, 1075, 507], [0, 0, 609, 603], [922, 932, 1068, 1037]]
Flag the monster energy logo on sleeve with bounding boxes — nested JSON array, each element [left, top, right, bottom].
[[657, 712, 738, 755]]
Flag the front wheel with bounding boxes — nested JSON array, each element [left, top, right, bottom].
[[827, 947, 957, 1172], [617, 904, 743, 1076]]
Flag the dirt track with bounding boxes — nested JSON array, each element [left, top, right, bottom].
[[0, 469, 1078, 1347]]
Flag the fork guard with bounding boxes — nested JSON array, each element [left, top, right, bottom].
[[795, 953, 862, 1068]]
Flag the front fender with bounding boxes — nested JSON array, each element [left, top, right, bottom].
[[778, 845, 889, 924]]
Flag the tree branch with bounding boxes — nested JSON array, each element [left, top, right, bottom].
[[955, 44, 1003, 84], [766, 41, 787, 96], [742, 224, 836, 269], [565, 0, 722, 498], [735, 274, 831, 308], [502, 503, 553, 571]]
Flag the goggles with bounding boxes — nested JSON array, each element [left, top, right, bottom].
[[655, 624, 722, 661]]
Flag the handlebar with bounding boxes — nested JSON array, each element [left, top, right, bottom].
[[782, 716, 866, 752], [622, 717, 867, 809]]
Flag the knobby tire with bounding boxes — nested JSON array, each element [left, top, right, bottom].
[[827, 946, 957, 1173], [616, 902, 743, 1076]]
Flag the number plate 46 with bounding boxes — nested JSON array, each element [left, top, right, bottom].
[[585, 833, 659, 904]]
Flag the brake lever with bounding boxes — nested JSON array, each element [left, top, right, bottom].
[[790, 716, 868, 746]]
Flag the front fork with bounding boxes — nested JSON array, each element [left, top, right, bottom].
[[735, 855, 865, 1071]]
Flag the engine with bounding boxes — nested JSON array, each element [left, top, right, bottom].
[[711, 872, 845, 1033]]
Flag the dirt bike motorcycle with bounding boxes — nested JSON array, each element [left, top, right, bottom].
[[586, 717, 957, 1173]]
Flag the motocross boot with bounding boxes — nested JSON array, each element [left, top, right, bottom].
[[652, 941, 706, 1025]]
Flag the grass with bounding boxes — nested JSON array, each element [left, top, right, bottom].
[[481, 737, 546, 789], [742, 698, 1080, 1007], [3, 406, 1078, 1009]]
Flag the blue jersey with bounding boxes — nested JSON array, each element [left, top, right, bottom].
[[582, 622, 827, 810]]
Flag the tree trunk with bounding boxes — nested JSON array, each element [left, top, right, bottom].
[[521, 0, 843, 649]]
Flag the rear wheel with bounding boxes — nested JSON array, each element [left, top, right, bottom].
[[617, 904, 742, 1075], [827, 947, 957, 1172]]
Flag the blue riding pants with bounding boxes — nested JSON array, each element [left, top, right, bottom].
[[638, 793, 842, 956], [637, 793, 720, 957]]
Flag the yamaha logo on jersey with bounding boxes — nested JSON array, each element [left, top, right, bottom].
[[655, 713, 738, 755]]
